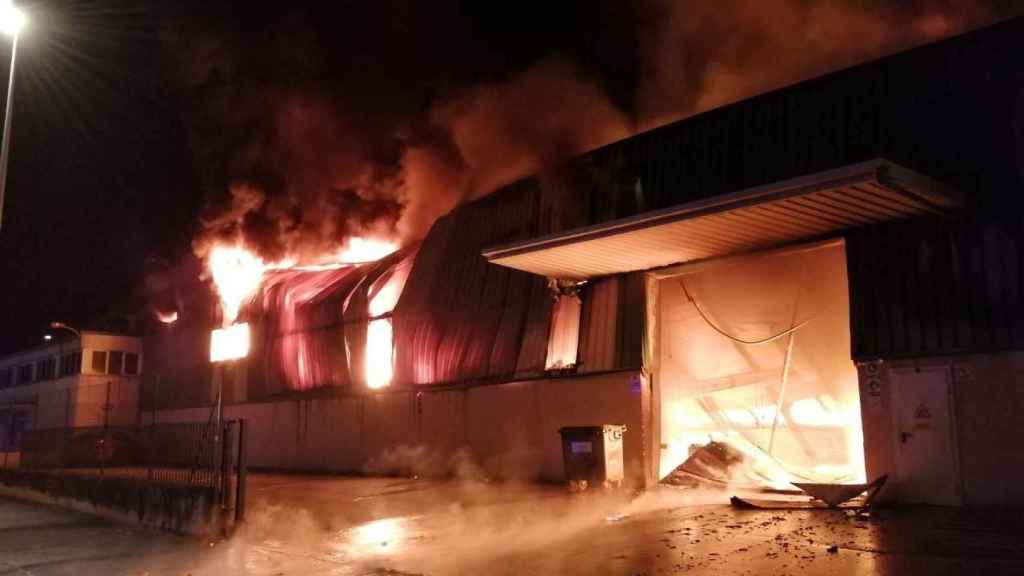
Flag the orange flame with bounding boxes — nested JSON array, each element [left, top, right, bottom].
[[335, 237, 398, 263], [365, 319, 393, 389], [207, 245, 273, 327], [206, 238, 398, 328], [363, 256, 413, 389]]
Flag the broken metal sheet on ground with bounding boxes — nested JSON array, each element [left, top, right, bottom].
[[731, 475, 888, 510], [661, 441, 768, 489], [792, 482, 874, 507], [730, 494, 868, 510]]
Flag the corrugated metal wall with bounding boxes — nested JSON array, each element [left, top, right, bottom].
[[846, 215, 1024, 360], [577, 273, 645, 373], [392, 182, 554, 385]]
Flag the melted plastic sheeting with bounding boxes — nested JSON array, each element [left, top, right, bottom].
[[658, 243, 865, 487]]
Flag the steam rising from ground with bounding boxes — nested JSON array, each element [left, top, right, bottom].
[[225, 474, 728, 575], [178, 1, 1018, 264]]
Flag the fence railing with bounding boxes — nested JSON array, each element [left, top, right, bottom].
[[16, 420, 247, 523]]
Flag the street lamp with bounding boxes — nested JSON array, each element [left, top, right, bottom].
[[49, 321, 81, 339], [0, 0, 26, 233]]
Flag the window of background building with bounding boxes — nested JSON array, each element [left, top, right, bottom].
[[91, 351, 107, 374], [0, 368, 9, 389], [34, 357, 55, 381], [60, 351, 82, 376], [17, 364, 33, 386], [108, 351, 123, 375], [124, 353, 139, 376]]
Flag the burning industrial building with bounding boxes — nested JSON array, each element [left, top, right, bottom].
[[5, 8, 1022, 512]]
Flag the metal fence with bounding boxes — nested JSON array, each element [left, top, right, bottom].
[[17, 420, 247, 522]]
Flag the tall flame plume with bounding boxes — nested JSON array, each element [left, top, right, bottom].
[[206, 237, 399, 327], [205, 236, 401, 386]]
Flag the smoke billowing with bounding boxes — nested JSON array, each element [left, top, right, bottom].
[[176, 1, 1019, 262]]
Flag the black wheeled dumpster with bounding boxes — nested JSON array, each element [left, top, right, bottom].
[[558, 425, 626, 491]]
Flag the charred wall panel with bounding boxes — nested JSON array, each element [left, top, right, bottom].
[[847, 215, 1024, 360]]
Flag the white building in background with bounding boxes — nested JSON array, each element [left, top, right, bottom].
[[0, 332, 143, 452]]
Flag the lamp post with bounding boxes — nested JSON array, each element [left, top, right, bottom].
[[0, 0, 25, 233], [48, 322, 80, 382], [49, 321, 81, 339], [209, 322, 249, 514], [49, 322, 79, 431]]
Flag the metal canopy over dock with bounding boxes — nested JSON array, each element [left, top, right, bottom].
[[483, 159, 962, 280]]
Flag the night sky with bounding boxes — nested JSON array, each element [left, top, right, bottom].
[[0, 1, 197, 353], [0, 1, 1018, 354]]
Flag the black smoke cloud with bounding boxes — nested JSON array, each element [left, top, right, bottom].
[[175, 0, 1020, 263]]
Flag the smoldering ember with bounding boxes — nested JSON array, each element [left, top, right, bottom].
[[0, 2, 1023, 575]]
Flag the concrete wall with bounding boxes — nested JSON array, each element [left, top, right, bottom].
[[34, 375, 140, 430], [149, 371, 649, 486], [858, 351, 1024, 506]]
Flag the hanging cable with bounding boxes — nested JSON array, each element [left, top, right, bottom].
[[677, 278, 816, 345], [768, 264, 805, 456]]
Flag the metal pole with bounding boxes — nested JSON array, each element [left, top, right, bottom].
[[234, 418, 247, 526], [153, 372, 159, 426], [0, 33, 18, 233], [215, 364, 223, 505], [220, 421, 231, 510], [103, 381, 111, 429], [215, 366, 222, 432], [101, 381, 110, 477]]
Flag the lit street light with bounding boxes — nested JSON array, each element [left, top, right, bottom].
[[49, 321, 81, 339], [0, 0, 26, 233]]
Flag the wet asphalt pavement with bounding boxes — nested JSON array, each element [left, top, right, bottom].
[[2, 475, 1023, 575]]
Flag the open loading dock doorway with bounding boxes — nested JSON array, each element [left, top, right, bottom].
[[657, 241, 865, 488]]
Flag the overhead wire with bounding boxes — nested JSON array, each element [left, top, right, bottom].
[[676, 278, 817, 345]]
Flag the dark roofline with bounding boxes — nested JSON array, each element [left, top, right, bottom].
[[583, 15, 1023, 163], [460, 15, 1022, 214]]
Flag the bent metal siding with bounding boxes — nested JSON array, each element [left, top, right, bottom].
[[393, 182, 554, 385]]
